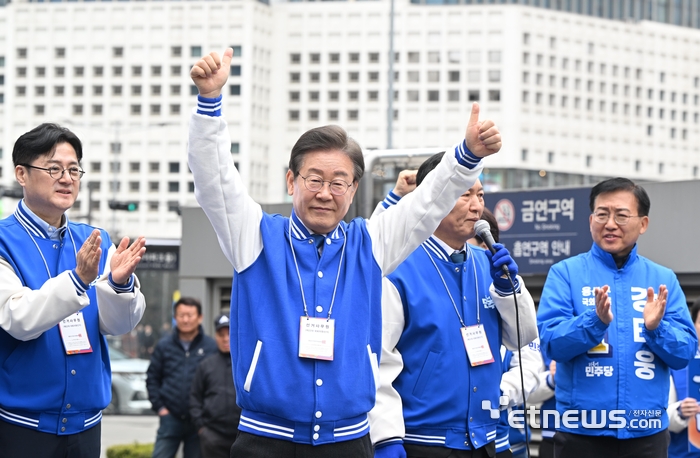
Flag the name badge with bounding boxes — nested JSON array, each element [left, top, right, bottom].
[[461, 324, 494, 366], [299, 317, 335, 361], [59, 312, 93, 355]]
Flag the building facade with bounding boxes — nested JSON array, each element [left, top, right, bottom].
[[0, 0, 698, 240]]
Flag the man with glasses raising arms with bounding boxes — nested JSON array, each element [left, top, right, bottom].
[[188, 48, 502, 458], [537, 177, 697, 458], [0, 123, 147, 458]]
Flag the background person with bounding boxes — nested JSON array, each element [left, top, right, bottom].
[[667, 298, 700, 458], [188, 48, 502, 458], [147, 297, 217, 458], [0, 123, 147, 458], [537, 177, 697, 458], [368, 153, 538, 458], [190, 313, 241, 458], [495, 340, 546, 458]]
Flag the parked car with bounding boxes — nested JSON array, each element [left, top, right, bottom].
[[105, 346, 152, 415]]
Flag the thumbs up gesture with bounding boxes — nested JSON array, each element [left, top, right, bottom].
[[190, 48, 233, 98], [465, 102, 502, 158]]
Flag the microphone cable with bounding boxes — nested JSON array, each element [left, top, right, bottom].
[[504, 269, 531, 458]]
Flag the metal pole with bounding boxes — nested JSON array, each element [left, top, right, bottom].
[[111, 121, 120, 237], [387, 0, 395, 149], [87, 184, 93, 226]]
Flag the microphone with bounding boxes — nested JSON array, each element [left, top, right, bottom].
[[474, 220, 509, 274]]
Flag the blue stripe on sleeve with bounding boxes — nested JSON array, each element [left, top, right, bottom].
[[109, 273, 135, 293], [197, 95, 223, 117], [454, 139, 482, 169], [69, 270, 88, 296], [381, 190, 402, 209], [494, 277, 521, 297]]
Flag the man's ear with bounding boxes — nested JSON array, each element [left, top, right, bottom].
[[15, 165, 28, 186], [346, 181, 358, 205], [639, 215, 649, 235]]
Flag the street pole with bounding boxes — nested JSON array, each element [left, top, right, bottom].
[[87, 183, 93, 226], [110, 121, 121, 238]]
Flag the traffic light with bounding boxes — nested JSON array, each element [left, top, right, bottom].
[[108, 200, 139, 211]]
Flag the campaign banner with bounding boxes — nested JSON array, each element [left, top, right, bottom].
[[484, 187, 592, 275]]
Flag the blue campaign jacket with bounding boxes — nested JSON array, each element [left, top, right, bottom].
[[0, 214, 112, 435], [538, 242, 697, 439], [231, 212, 381, 445], [387, 242, 503, 450], [669, 367, 695, 458]]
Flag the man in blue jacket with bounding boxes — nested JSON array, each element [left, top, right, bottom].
[[538, 177, 698, 458], [368, 153, 538, 458], [0, 123, 147, 458], [188, 49, 503, 458]]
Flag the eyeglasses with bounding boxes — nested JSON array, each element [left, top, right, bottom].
[[592, 211, 641, 226], [299, 174, 353, 196], [21, 164, 85, 181]]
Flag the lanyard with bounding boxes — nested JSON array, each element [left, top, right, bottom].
[[423, 244, 481, 326], [16, 216, 79, 279], [288, 221, 346, 320]]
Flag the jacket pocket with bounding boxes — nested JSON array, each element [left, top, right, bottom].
[[243, 340, 262, 392], [367, 345, 380, 389], [2, 342, 23, 373], [412, 351, 440, 397]]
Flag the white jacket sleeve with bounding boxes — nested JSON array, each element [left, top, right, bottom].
[[668, 375, 689, 433], [368, 278, 407, 445], [96, 245, 146, 336], [367, 145, 483, 277], [500, 340, 544, 407], [527, 366, 556, 405], [187, 113, 263, 271], [491, 279, 538, 350], [0, 257, 90, 341], [0, 245, 146, 340]]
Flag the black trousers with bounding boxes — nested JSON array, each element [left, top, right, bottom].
[[404, 441, 496, 458], [538, 437, 554, 458], [553, 430, 670, 458], [0, 420, 101, 458], [199, 426, 235, 458], [230, 431, 373, 458]]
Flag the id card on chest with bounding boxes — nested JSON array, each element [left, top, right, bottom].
[[461, 324, 494, 366], [59, 311, 93, 355], [299, 317, 335, 361]]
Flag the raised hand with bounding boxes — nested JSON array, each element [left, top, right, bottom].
[[465, 103, 502, 158], [190, 48, 233, 99], [643, 285, 667, 331], [484, 243, 518, 291], [76, 229, 103, 285], [110, 236, 147, 285], [393, 170, 417, 197], [594, 285, 613, 325]]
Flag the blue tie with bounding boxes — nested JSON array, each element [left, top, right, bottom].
[[450, 251, 465, 264], [311, 234, 325, 256]]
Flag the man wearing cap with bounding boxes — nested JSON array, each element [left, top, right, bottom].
[[190, 313, 240, 458]]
